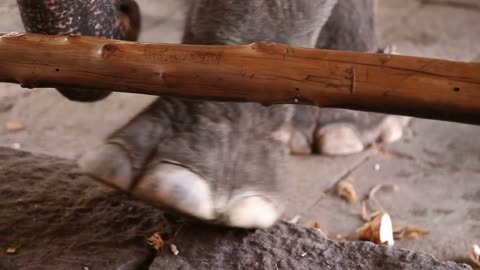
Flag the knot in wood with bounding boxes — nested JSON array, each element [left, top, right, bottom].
[[100, 43, 118, 60], [251, 41, 291, 57]]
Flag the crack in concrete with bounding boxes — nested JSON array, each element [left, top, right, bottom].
[[300, 152, 374, 216], [420, 0, 480, 10], [379, 3, 424, 40], [116, 248, 157, 270], [379, 147, 480, 175]]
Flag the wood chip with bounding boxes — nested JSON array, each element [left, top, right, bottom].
[[470, 244, 480, 267], [170, 244, 179, 256], [147, 232, 165, 251], [5, 247, 17, 254], [357, 212, 394, 246], [5, 122, 24, 132], [336, 179, 358, 203]]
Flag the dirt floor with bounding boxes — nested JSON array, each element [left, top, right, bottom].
[[1, 0, 480, 269]]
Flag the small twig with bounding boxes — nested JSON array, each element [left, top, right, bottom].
[[367, 184, 399, 212], [361, 200, 382, 222], [361, 201, 369, 221]]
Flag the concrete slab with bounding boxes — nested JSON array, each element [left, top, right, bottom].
[[377, 0, 421, 42], [135, 0, 186, 43], [386, 119, 480, 172], [379, 2, 480, 61], [300, 153, 480, 263], [0, 87, 155, 159], [422, 0, 480, 9], [0, 1, 22, 33], [284, 151, 372, 219]]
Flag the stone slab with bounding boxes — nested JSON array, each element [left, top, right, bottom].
[[387, 119, 480, 172], [0, 147, 472, 270]]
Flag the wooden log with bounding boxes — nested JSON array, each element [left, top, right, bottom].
[[0, 32, 479, 124]]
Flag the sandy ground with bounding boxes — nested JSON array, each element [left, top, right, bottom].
[[0, 0, 479, 268]]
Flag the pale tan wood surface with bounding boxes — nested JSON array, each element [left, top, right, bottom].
[[0, 32, 479, 124]]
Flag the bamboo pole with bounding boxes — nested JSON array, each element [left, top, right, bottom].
[[0, 32, 479, 124]]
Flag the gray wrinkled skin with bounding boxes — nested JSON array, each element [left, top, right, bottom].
[[184, 0, 337, 46], [17, 0, 141, 101], [17, 0, 407, 226]]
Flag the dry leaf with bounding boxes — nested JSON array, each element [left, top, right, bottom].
[[336, 180, 358, 203], [170, 244, 179, 255], [357, 212, 394, 246], [5, 122, 24, 132], [404, 226, 428, 239], [147, 232, 165, 251], [470, 244, 480, 267], [5, 247, 17, 254], [393, 225, 429, 240], [393, 225, 406, 239]]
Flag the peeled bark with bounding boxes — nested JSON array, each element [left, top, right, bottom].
[[0, 32, 479, 124]]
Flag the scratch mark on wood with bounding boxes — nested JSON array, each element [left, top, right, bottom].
[[350, 66, 356, 94], [305, 74, 332, 83]]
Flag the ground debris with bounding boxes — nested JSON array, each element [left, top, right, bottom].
[[393, 225, 429, 240], [170, 244, 179, 256], [335, 234, 348, 241], [336, 178, 358, 203], [357, 212, 394, 246], [361, 201, 382, 222], [5, 122, 24, 132], [471, 244, 480, 267], [5, 247, 17, 255], [310, 221, 328, 235], [147, 232, 165, 251], [11, 142, 21, 149], [288, 215, 301, 224], [365, 183, 399, 212], [368, 184, 399, 201]]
